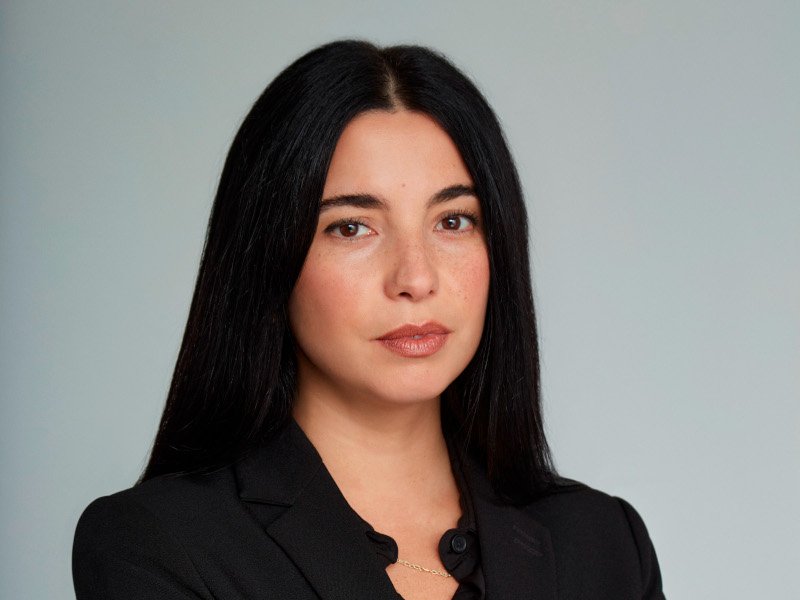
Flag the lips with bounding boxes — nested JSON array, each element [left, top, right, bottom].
[[375, 321, 451, 358], [376, 321, 451, 340]]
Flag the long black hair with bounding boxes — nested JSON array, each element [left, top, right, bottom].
[[140, 40, 556, 502]]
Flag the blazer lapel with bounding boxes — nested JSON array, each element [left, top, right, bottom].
[[234, 420, 399, 600], [461, 456, 558, 600]]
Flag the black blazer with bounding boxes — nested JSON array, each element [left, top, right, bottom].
[[73, 420, 665, 599]]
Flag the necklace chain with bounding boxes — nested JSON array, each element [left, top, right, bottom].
[[396, 558, 452, 578]]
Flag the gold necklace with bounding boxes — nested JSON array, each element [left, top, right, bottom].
[[396, 558, 452, 578]]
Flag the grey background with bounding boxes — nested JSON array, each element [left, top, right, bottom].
[[2, 1, 798, 597]]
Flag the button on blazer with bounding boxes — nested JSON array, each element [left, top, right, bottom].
[[73, 420, 665, 599]]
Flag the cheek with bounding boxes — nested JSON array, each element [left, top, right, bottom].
[[471, 251, 491, 298], [447, 245, 490, 314], [288, 253, 364, 336], [289, 270, 329, 335]]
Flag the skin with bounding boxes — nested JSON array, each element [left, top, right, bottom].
[[289, 109, 490, 600]]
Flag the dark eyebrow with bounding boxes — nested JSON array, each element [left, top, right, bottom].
[[320, 184, 477, 213], [319, 194, 383, 212], [430, 184, 477, 205]]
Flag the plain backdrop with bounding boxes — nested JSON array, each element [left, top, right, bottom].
[[1, 1, 798, 598]]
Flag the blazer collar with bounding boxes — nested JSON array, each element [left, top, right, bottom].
[[235, 419, 399, 600], [234, 419, 556, 600], [458, 456, 558, 599]]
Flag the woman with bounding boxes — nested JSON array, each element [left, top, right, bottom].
[[73, 40, 665, 599]]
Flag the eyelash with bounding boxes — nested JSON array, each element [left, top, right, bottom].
[[323, 218, 369, 236], [438, 209, 480, 231], [323, 210, 481, 240]]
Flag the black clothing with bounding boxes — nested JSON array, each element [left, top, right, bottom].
[[73, 419, 665, 599]]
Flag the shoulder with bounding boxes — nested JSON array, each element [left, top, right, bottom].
[[75, 465, 239, 541], [527, 476, 656, 555], [529, 476, 642, 524], [72, 468, 238, 599], [523, 477, 665, 598]]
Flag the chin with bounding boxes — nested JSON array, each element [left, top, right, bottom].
[[363, 372, 454, 406]]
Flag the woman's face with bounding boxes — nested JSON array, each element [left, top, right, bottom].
[[288, 109, 490, 407]]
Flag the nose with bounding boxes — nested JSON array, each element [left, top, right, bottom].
[[384, 235, 439, 301]]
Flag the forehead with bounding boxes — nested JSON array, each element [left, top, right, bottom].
[[323, 110, 473, 196]]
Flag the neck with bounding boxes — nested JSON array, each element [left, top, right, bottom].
[[292, 386, 457, 514], [296, 390, 449, 474]]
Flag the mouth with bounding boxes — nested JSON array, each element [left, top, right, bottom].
[[375, 321, 451, 358], [376, 321, 452, 340]]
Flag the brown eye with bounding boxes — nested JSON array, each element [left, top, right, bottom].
[[442, 216, 462, 230], [324, 220, 371, 239], [338, 223, 360, 237], [436, 212, 476, 232]]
